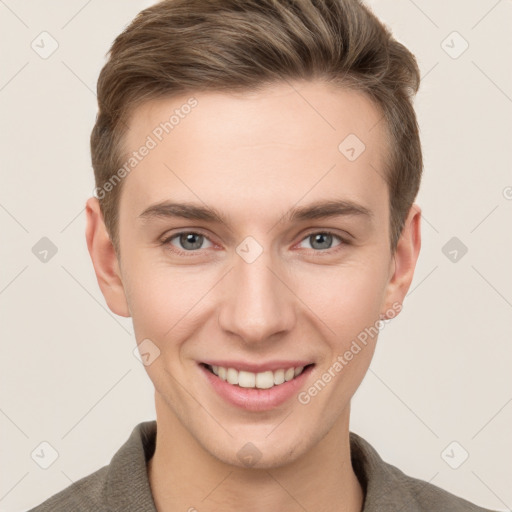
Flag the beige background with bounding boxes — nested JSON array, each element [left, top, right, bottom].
[[1, 0, 511, 510]]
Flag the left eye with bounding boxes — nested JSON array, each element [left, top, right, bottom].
[[297, 232, 343, 251], [165, 232, 214, 252]]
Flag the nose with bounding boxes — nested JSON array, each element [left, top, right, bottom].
[[217, 248, 296, 345]]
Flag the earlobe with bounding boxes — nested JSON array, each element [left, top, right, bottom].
[[381, 203, 422, 319], [85, 197, 131, 318]]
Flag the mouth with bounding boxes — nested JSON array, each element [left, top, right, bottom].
[[199, 362, 315, 411], [201, 362, 314, 389]]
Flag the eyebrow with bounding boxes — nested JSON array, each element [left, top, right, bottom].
[[138, 198, 373, 226]]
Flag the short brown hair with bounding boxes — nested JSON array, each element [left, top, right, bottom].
[[91, 0, 422, 255]]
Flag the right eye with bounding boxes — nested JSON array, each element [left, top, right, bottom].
[[162, 231, 215, 255]]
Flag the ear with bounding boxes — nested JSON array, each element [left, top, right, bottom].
[[381, 203, 422, 319], [85, 197, 131, 318]]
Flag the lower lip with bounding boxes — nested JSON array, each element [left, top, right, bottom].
[[199, 364, 314, 412]]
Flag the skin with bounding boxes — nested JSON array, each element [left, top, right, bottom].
[[86, 80, 421, 512]]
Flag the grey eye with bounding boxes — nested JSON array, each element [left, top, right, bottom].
[[170, 232, 213, 251], [299, 232, 342, 251]]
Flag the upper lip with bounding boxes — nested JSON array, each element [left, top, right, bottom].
[[201, 360, 314, 373]]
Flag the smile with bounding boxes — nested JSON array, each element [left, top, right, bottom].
[[199, 362, 315, 411], [204, 363, 311, 389]]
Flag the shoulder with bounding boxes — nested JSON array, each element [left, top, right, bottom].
[[349, 431, 498, 512], [27, 420, 157, 512], [383, 461, 497, 511], [27, 465, 109, 512]]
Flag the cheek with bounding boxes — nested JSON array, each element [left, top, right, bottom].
[[296, 264, 388, 411], [300, 258, 389, 347], [122, 259, 180, 339], [124, 258, 215, 345]]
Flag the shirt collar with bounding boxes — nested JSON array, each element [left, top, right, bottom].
[[349, 430, 422, 511]]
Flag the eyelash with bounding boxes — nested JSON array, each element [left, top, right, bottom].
[[160, 229, 349, 257]]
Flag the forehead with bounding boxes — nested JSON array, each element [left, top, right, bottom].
[[119, 80, 389, 225]]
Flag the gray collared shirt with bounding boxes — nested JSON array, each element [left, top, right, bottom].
[[28, 420, 497, 511]]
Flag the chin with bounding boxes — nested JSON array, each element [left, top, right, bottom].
[[203, 431, 310, 470]]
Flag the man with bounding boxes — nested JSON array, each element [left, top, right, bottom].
[[29, 0, 497, 510]]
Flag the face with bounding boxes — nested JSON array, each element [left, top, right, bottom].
[[87, 80, 420, 469]]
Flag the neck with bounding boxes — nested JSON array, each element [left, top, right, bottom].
[[148, 394, 364, 512]]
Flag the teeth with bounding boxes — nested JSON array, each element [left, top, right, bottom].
[[209, 365, 306, 389], [226, 367, 239, 385], [255, 371, 274, 389], [273, 369, 285, 385], [238, 370, 256, 388]]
